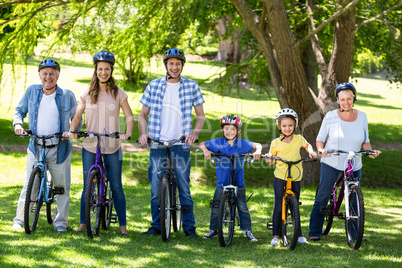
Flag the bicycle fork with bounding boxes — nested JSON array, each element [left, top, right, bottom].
[[282, 178, 294, 223]]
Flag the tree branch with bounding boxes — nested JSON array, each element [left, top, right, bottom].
[[297, 0, 361, 45], [0, 0, 76, 8], [356, 2, 402, 28]]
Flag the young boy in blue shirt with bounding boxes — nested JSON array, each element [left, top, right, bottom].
[[198, 114, 262, 241]]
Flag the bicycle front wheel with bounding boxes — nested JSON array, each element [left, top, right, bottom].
[[172, 182, 181, 232], [218, 194, 236, 247], [46, 180, 57, 225], [160, 174, 172, 241], [345, 185, 365, 249], [85, 170, 101, 239], [24, 167, 44, 234], [282, 195, 301, 250]]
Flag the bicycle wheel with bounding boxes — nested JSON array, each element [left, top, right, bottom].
[[24, 167, 44, 234], [282, 195, 301, 250], [102, 181, 113, 230], [46, 180, 57, 225], [217, 193, 236, 247], [160, 174, 172, 241], [345, 185, 364, 249], [322, 193, 334, 236], [172, 182, 181, 232], [85, 169, 101, 239]]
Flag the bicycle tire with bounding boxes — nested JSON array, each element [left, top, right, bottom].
[[218, 193, 236, 247], [102, 182, 113, 230], [160, 174, 172, 241], [85, 169, 101, 239], [282, 195, 301, 250], [46, 180, 57, 225], [345, 184, 365, 249], [24, 167, 44, 234], [172, 182, 182, 232], [322, 193, 334, 236]]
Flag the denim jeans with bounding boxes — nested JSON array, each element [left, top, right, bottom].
[[148, 145, 196, 232], [79, 148, 126, 226], [309, 163, 361, 238], [209, 187, 252, 231], [272, 177, 301, 237]]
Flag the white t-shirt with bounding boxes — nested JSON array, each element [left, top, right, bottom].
[[37, 91, 60, 136], [316, 110, 370, 171], [160, 81, 182, 141]]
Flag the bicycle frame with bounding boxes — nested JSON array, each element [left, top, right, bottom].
[[87, 138, 108, 207]]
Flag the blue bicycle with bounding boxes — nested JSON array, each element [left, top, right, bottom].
[[17, 129, 64, 234]]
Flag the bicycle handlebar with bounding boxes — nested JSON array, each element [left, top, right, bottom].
[[71, 131, 123, 139], [325, 149, 378, 156], [261, 155, 317, 165], [209, 151, 254, 163], [137, 136, 198, 147], [15, 129, 63, 139]]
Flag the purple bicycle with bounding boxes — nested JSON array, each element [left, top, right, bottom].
[[73, 131, 121, 238], [319, 149, 378, 249]]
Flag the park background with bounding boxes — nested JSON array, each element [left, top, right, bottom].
[[0, 1, 401, 267]]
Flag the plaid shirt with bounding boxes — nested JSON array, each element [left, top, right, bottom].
[[140, 75, 205, 140]]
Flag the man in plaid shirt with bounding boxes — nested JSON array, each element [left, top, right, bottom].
[[139, 48, 205, 238]]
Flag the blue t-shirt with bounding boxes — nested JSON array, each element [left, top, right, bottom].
[[205, 138, 254, 188]]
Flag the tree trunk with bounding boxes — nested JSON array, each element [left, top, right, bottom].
[[214, 16, 241, 64]]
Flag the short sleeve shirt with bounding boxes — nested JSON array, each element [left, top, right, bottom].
[[269, 134, 308, 181], [205, 138, 254, 188]]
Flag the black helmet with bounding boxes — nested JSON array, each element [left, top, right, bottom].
[[93, 51, 115, 66], [38, 59, 60, 72], [335, 82, 357, 102], [163, 48, 186, 65]]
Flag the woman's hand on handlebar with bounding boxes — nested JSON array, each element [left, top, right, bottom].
[[369, 150, 382, 159], [318, 148, 328, 158]]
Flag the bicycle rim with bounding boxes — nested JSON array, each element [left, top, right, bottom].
[[104, 184, 113, 230], [160, 175, 172, 241], [24, 167, 43, 234], [218, 194, 235, 247], [85, 170, 100, 239], [345, 185, 365, 249], [282, 196, 301, 250]]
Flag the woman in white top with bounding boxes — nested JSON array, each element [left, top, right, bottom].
[[69, 51, 134, 235], [309, 82, 381, 241]]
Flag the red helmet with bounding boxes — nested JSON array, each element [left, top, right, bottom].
[[221, 114, 242, 130]]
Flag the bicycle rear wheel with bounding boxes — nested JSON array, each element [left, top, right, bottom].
[[172, 182, 181, 232], [102, 181, 113, 230], [160, 174, 172, 241], [322, 193, 334, 236], [218, 193, 236, 247], [345, 185, 364, 249], [24, 167, 44, 234], [85, 170, 101, 239], [46, 180, 57, 225], [282, 195, 301, 250]]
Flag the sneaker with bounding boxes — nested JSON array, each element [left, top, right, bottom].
[[55, 226, 67, 232], [298, 236, 309, 244], [271, 237, 280, 246], [185, 230, 199, 238], [11, 222, 23, 230], [203, 230, 218, 239], [245, 230, 258, 242], [141, 227, 161, 236]]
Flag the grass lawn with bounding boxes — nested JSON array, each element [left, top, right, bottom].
[[0, 55, 401, 267]]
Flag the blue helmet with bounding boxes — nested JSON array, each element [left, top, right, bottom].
[[38, 59, 60, 72], [335, 82, 357, 102], [163, 48, 186, 65], [93, 51, 115, 66]]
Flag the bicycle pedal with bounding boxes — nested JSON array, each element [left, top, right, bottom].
[[54, 187, 64, 195], [266, 221, 274, 230], [299, 201, 302, 205], [110, 214, 118, 223], [338, 213, 345, 220]]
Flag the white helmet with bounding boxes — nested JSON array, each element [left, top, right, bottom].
[[276, 108, 298, 127]]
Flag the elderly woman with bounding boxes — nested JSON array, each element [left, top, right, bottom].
[[308, 82, 381, 241]]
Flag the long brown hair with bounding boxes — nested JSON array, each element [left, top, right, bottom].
[[88, 62, 119, 104]]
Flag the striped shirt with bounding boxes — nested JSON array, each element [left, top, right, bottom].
[[140, 75, 205, 140]]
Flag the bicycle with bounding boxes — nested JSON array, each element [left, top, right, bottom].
[[318, 149, 378, 250], [73, 131, 121, 239], [264, 155, 316, 250], [208, 152, 254, 247], [16, 129, 64, 234], [143, 137, 195, 241]]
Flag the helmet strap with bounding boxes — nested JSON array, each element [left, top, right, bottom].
[[43, 84, 57, 91]]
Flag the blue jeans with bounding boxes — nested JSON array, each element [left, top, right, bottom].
[[272, 177, 301, 237], [148, 145, 196, 232], [209, 187, 252, 231], [309, 163, 361, 238], [80, 148, 126, 226]]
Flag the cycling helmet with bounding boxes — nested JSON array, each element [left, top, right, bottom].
[[93, 51, 115, 66], [335, 82, 357, 102], [38, 59, 60, 72], [276, 108, 298, 127], [221, 114, 242, 130], [163, 48, 186, 65]]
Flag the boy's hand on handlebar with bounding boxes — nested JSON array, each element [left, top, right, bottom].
[[203, 150, 212, 161]]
